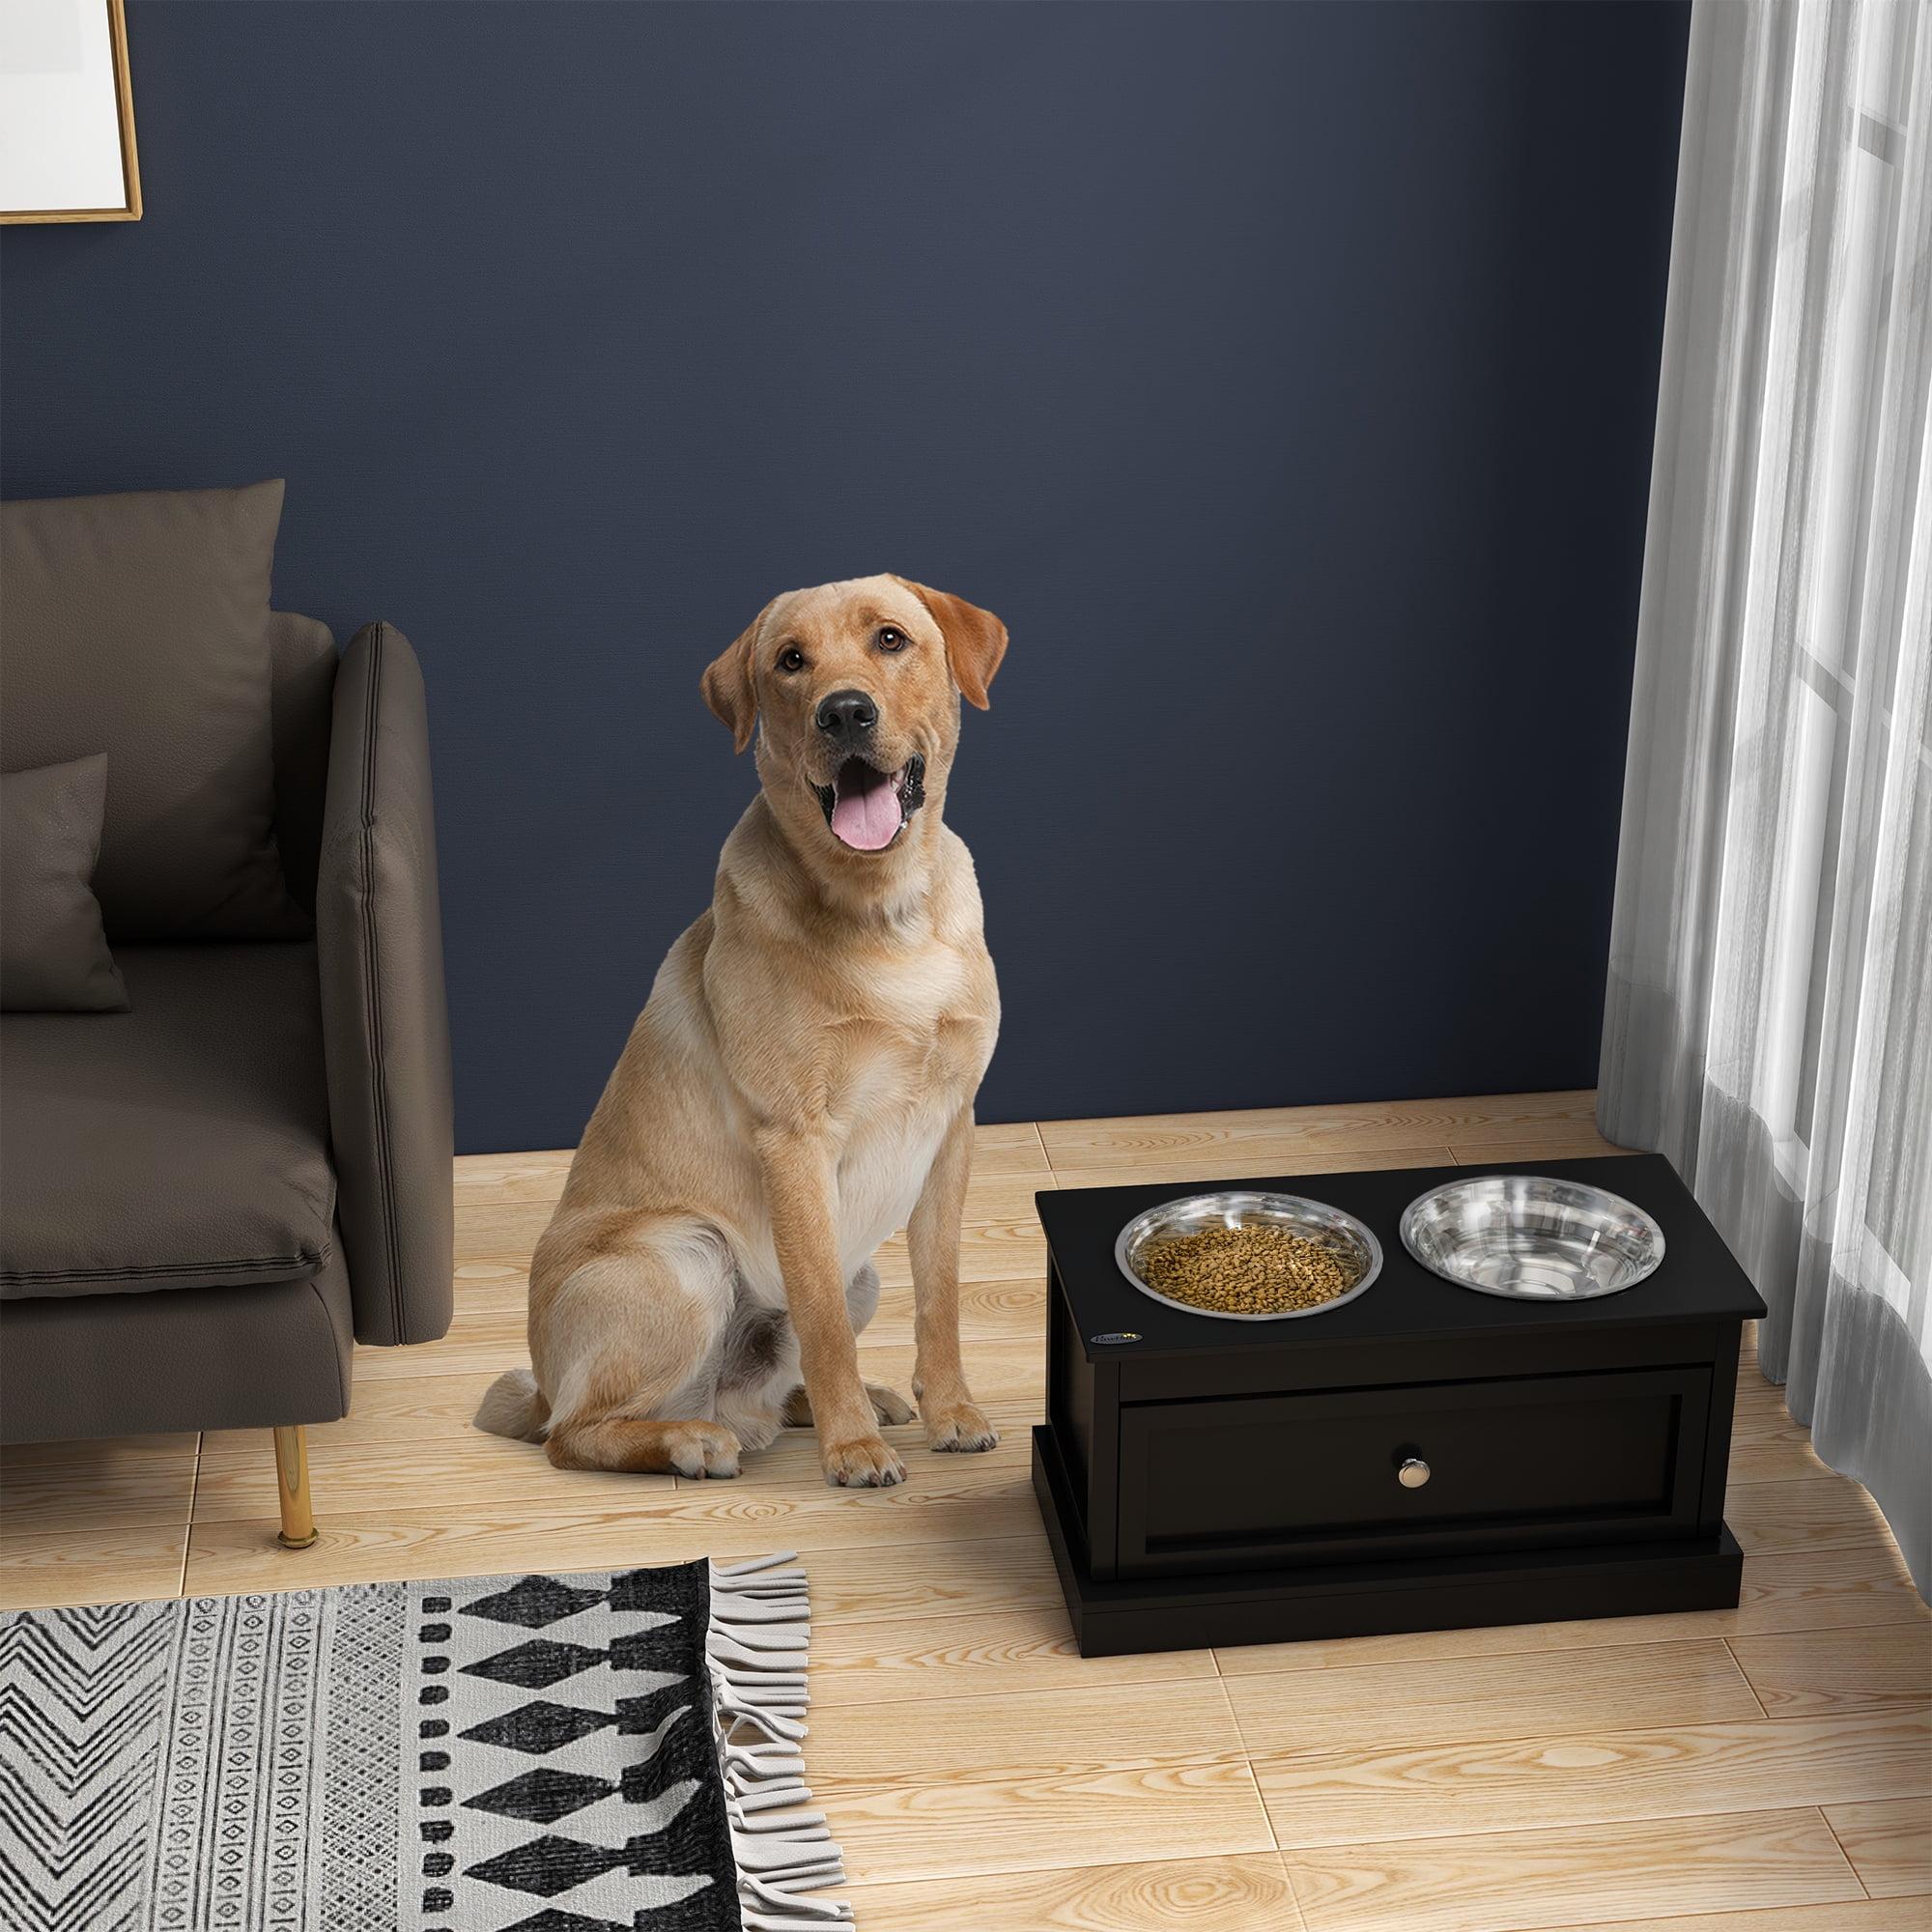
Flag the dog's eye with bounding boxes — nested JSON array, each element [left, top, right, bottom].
[[876, 627, 906, 653], [776, 645, 806, 673]]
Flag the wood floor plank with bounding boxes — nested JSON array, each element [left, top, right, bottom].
[[808, 1677, 1244, 1788], [453, 1148, 576, 1206], [866, 1274, 1045, 1346], [1730, 1624, 1932, 1720], [1520, 1903, 1932, 1932], [446, 1257, 529, 1300], [1038, 1090, 1598, 1172], [453, 1199, 554, 1266], [964, 1121, 1053, 1178], [1721, 1545, 1932, 1637], [1046, 1146, 1457, 1192], [1727, 1474, 1900, 1556], [1281, 1807, 1863, 1932], [437, 1275, 536, 1324], [799, 1532, 1064, 1626], [1823, 1795, 1932, 1897], [920, 1170, 1055, 1228], [0, 1434, 199, 1533], [352, 1306, 531, 1381], [1215, 1546, 1929, 1679], [1446, 1122, 1630, 1163], [874, 1214, 1045, 1290], [873, 1169, 1052, 1291], [820, 1758, 1275, 1886], [0, 1522, 188, 1611], [1256, 1709, 1931, 1848], [843, 1852, 1302, 1931], [1729, 1386, 1833, 1485], [853, 1338, 1042, 1406], [809, 1603, 1215, 1706], [184, 1476, 1041, 1595], [1226, 1639, 1762, 1754]]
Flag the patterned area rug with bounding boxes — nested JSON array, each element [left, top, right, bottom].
[[0, 1552, 849, 1932]]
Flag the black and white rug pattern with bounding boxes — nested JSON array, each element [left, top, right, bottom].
[[0, 1552, 849, 1932]]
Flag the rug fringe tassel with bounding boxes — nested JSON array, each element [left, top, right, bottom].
[[708, 1553, 853, 1929]]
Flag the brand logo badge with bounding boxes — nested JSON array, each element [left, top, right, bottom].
[[1089, 1330, 1142, 1345]]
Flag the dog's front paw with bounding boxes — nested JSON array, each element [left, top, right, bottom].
[[924, 1401, 999, 1454], [822, 1435, 906, 1489]]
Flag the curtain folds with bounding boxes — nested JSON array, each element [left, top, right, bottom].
[[1600, 0, 1931, 1590]]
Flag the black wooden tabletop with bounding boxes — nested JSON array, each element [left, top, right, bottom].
[[1037, 1153, 1769, 1364]]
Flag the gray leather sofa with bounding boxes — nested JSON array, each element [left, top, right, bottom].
[[1, 484, 454, 1548]]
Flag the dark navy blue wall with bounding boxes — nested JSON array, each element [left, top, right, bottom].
[[0, 2, 1688, 1152]]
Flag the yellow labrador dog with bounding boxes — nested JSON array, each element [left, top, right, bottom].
[[476, 576, 1006, 1488]]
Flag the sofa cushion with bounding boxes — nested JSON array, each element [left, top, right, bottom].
[[0, 945, 335, 1298], [0, 1232, 353, 1443], [0, 753, 128, 1012], [0, 481, 307, 939]]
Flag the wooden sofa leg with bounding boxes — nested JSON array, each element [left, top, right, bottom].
[[273, 1425, 318, 1548]]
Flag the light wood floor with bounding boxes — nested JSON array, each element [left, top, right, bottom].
[[3, 1090, 1927, 1930]]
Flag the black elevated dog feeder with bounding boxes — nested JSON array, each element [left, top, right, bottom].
[[1032, 1153, 1766, 1657]]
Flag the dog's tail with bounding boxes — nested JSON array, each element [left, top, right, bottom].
[[473, 1368, 551, 1442]]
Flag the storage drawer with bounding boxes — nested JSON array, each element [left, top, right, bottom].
[[1117, 1367, 1711, 1578]]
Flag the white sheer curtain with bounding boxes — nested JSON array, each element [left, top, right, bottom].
[[1601, 0, 1930, 1590]]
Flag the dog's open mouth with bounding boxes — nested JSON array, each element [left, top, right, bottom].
[[815, 755, 925, 852]]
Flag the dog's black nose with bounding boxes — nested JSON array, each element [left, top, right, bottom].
[[815, 689, 878, 741]]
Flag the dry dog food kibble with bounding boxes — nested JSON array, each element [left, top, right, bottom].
[[1139, 1224, 1359, 1314]]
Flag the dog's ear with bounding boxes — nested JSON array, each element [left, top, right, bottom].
[[700, 602, 772, 753], [895, 579, 1009, 710]]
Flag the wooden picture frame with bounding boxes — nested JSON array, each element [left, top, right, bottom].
[[1, 0, 142, 224]]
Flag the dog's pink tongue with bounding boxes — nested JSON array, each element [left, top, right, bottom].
[[831, 767, 901, 851]]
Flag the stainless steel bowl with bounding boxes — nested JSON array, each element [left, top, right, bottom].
[[1114, 1191, 1382, 1321], [1400, 1175, 1664, 1300]]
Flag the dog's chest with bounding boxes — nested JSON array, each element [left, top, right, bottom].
[[841, 938, 989, 1102], [827, 945, 991, 1257]]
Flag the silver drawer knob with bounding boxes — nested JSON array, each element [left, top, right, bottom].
[[1398, 1457, 1432, 1489]]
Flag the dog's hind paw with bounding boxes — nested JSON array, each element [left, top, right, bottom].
[[783, 1382, 916, 1429], [822, 1434, 906, 1488], [867, 1382, 916, 1426], [664, 1420, 742, 1480], [924, 1402, 999, 1454]]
